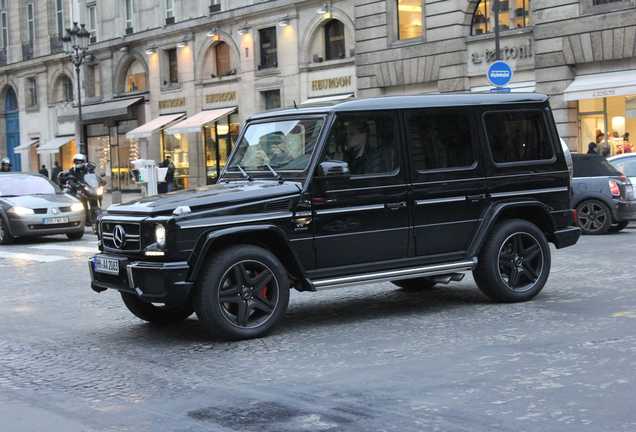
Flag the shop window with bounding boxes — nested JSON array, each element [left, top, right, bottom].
[[406, 111, 475, 171], [124, 59, 146, 93], [324, 19, 346, 60], [323, 112, 399, 176], [484, 110, 554, 164], [262, 89, 281, 110], [471, 0, 531, 36], [26, 77, 38, 108], [397, 0, 423, 40], [162, 133, 190, 190], [258, 27, 277, 70]]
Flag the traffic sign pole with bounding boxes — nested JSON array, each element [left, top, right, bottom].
[[494, 0, 501, 60]]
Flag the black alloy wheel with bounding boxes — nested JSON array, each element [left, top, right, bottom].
[[497, 233, 544, 293], [0, 218, 14, 245], [576, 200, 611, 235], [474, 219, 551, 303], [218, 260, 279, 329], [195, 245, 290, 340]]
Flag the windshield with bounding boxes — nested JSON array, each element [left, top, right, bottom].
[[84, 173, 99, 188], [226, 118, 325, 173], [0, 175, 59, 197]]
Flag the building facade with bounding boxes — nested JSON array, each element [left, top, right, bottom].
[[355, 0, 636, 154], [0, 0, 356, 190]]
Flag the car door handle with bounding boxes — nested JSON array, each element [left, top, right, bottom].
[[385, 201, 407, 211], [466, 194, 487, 202]]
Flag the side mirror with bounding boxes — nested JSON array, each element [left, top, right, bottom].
[[318, 160, 350, 178]]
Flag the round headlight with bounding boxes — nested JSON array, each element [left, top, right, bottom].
[[8, 206, 34, 216], [71, 202, 85, 213], [155, 224, 166, 248]]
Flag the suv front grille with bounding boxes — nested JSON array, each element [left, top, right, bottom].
[[101, 221, 142, 252]]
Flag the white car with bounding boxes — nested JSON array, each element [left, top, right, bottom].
[[608, 153, 636, 185]]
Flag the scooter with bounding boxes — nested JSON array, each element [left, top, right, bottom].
[[61, 172, 105, 233]]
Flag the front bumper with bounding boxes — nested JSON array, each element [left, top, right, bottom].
[[552, 226, 581, 249], [615, 199, 636, 222], [7, 212, 84, 237], [89, 254, 193, 306]]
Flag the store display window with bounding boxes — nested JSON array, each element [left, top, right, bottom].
[[578, 96, 636, 156], [205, 112, 240, 184], [161, 132, 190, 190]]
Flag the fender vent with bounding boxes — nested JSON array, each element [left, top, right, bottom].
[[265, 201, 289, 212]]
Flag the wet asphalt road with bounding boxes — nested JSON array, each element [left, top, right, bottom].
[[1, 228, 635, 432]]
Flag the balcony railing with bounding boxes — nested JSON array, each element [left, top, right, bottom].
[[209, 3, 221, 14], [22, 43, 34, 60], [50, 35, 64, 54]]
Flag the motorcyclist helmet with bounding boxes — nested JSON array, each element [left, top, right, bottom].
[[73, 154, 87, 170], [0, 157, 11, 172]]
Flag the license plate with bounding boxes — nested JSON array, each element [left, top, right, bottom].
[[43, 217, 69, 225], [95, 256, 120, 275]]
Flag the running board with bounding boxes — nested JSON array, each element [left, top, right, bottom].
[[310, 259, 477, 291]]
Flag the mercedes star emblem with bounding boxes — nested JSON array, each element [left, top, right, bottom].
[[112, 225, 127, 249]]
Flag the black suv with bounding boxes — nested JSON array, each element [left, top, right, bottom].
[[90, 94, 580, 340]]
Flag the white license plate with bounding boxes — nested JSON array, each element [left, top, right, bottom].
[[43, 217, 69, 225], [95, 256, 120, 275]]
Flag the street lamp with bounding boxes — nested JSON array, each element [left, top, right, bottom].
[[62, 22, 90, 155]]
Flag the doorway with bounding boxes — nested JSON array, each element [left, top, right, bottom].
[[4, 87, 21, 171]]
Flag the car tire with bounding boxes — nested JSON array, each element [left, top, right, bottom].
[[576, 199, 611, 235], [392, 278, 437, 291], [66, 231, 84, 240], [609, 221, 629, 233], [0, 218, 14, 245], [121, 292, 194, 324], [473, 219, 551, 303], [194, 244, 290, 340]]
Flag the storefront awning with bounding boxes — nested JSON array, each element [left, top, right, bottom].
[[165, 107, 237, 135], [564, 70, 636, 101], [301, 93, 355, 105], [14, 139, 39, 154], [126, 113, 185, 139], [37, 137, 72, 155], [80, 97, 144, 122]]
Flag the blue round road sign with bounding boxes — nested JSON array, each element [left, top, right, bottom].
[[487, 61, 513, 87]]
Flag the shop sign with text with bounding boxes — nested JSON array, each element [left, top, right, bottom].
[[159, 97, 186, 110], [205, 91, 237, 105], [466, 36, 534, 77]]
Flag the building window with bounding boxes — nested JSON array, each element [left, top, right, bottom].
[[471, 0, 531, 36], [262, 89, 281, 110], [215, 42, 231, 77], [55, 0, 64, 37], [324, 19, 346, 60], [125, 0, 134, 32], [26, 3, 35, 44], [125, 60, 146, 93], [165, 0, 174, 19], [397, 0, 423, 40], [26, 77, 38, 108], [258, 27, 277, 69], [63, 76, 73, 102], [0, 1, 8, 51], [86, 64, 101, 98], [166, 48, 178, 84], [87, 4, 97, 42]]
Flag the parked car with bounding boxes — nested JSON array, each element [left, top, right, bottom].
[[89, 93, 580, 340], [608, 153, 636, 185], [0, 173, 86, 244], [571, 154, 636, 234]]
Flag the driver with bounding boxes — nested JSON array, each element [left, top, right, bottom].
[[0, 157, 11, 172]]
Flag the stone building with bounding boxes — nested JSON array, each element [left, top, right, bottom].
[[355, 0, 636, 153], [1, 0, 357, 190]]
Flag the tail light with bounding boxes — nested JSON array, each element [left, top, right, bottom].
[[609, 179, 621, 198], [571, 209, 577, 225]]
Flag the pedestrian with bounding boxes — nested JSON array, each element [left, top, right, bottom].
[[39, 164, 49, 178], [623, 132, 632, 154], [51, 161, 62, 184], [587, 142, 598, 154], [160, 155, 176, 192]]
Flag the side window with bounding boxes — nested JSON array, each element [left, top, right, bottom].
[[484, 111, 554, 164], [323, 112, 399, 177], [406, 110, 474, 171], [613, 158, 636, 177]]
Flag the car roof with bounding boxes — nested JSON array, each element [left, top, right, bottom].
[[608, 153, 636, 161], [247, 93, 550, 121]]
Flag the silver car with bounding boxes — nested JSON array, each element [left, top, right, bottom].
[[0, 173, 86, 244]]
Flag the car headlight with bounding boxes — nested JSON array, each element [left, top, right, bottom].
[[71, 203, 85, 213], [8, 206, 34, 216], [96, 186, 104, 196], [155, 224, 166, 248]]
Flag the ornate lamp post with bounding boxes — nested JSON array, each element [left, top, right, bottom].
[[62, 22, 90, 155]]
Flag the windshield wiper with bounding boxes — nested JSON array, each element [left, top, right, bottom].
[[235, 164, 252, 182], [265, 163, 284, 183]]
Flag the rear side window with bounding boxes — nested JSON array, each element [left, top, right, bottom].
[[323, 112, 399, 177], [484, 110, 554, 164], [405, 110, 475, 171], [573, 155, 623, 178], [610, 157, 636, 177]]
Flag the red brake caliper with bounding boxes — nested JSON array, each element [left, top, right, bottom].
[[256, 271, 269, 299]]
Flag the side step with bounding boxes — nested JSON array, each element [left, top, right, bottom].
[[311, 259, 477, 291]]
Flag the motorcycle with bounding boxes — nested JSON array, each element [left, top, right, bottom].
[[61, 172, 105, 233]]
